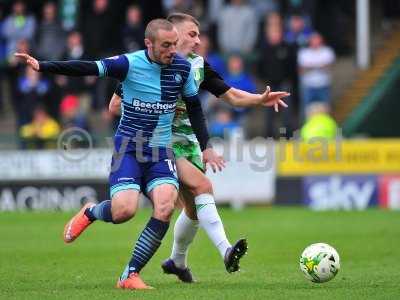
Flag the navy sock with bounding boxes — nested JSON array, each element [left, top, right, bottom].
[[127, 217, 170, 275], [84, 200, 113, 223]]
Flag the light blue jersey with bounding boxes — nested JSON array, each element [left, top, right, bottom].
[[38, 49, 205, 198], [95, 50, 198, 148]]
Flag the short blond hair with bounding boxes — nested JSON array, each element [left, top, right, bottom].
[[145, 19, 175, 41], [167, 13, 200, 27]]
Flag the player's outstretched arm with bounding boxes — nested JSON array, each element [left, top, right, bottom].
[[15, 52, 99, 76], [200, 60, 289, 111], [221, 86, 290, 112], [15, 53, 128, 80]]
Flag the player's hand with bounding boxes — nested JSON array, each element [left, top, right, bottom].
[[202, 148, 225, 173], [260, 85, 290, 112], [14, 53, 40, 71]]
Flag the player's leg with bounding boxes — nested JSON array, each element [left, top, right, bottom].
[[115, 189, 154, 290], [160, 144, 202, 281], [178, 158, 230, 254], [81, 188, 140, 225], [63, 190, 140, 243], [151, 183, 178, 221], [163, 144, 201, 270], [118, 156, 178, 289], [127, 172, 178, 274], [63, 150, 141, 243], [118, 187, 177, 290], [177, 157, 248, 272], [162, 186, 198, 282], [170, 187, 199, 269]]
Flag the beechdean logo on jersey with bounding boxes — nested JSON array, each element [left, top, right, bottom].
[[132, 99, 176, 114], [174, 73, 182, 83]]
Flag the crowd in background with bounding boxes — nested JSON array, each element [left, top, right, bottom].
[[0, 0, 359, 149]]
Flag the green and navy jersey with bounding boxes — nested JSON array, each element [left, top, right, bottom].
[[172, 53, 230, 146], [95, 50, 197, 148], [172, 53, 205, 144]]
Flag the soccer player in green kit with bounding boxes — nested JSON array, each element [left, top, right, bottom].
[[109, 13, 289, 282]]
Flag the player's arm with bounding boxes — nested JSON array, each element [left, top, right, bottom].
[[183, 94, 224, 172], [200, 61, 289, 112], [183, 95, 209, 151], [109, 83, 123, 116], [182, 66, 224, 172], [109, 94, 122, 115], [14, 53, 129, 81]]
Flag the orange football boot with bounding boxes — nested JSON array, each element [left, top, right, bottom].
[[117, 273, 153, 290], [63, 202, 95, 243]]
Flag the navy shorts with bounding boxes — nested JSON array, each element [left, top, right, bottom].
[[109, 137, 178, 198]]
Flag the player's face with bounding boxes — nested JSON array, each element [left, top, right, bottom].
[[176, 21, 201, 56], [152, 29, 178, 65]]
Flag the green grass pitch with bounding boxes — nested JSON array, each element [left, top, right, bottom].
[[1, 207, 399, 300]]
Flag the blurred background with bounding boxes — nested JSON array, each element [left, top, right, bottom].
[[0, 0, 399, 211]]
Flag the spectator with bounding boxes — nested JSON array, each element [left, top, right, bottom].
[[164, 0, 206, 22], [81, 0, 115, 58], [121, 5, 144, 53], [281, 0, 316, 17], [20, 105, 60, 149], [60, 94, 90, 132], [223, 54, 257, 120], [0, 6, 6, 59], [217, 0, 258, 55], [49, 31, 95, 121], [7, 38, 30, 81], [137, 0, 165, 26], [0, 6, 5, 61], [16, 65, 51, 128], [224, 54, 257, 95], [80, 0, 118, 111], [7, 39, 32, 123], [0, 6, 5, 114], [284, 14, 312, 48], [57, 31, 94, 95], [300, 102, 337, 141], [265, 11, 283, 29], [298, 32, 335, 114], [207, 0, 224, 25], [197, 33, 227, 77], [210, 105, 240, 139], [63, 31, 86, 61], [256, 11, 282, 48], [163, 0, 192, 14], [36, 1, 66, 60], [2, 1, 36, 58], [59, 0, 79, 31], [249, 0, 279, 19], [258, 23, 297, 138]]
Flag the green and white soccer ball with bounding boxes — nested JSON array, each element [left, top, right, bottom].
[[299, 243, 340, 283]]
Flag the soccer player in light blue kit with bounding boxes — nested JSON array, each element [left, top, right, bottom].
[[15, 19, 217, 290]]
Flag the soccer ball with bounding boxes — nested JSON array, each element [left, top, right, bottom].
[[299, 243, 340, 283]]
